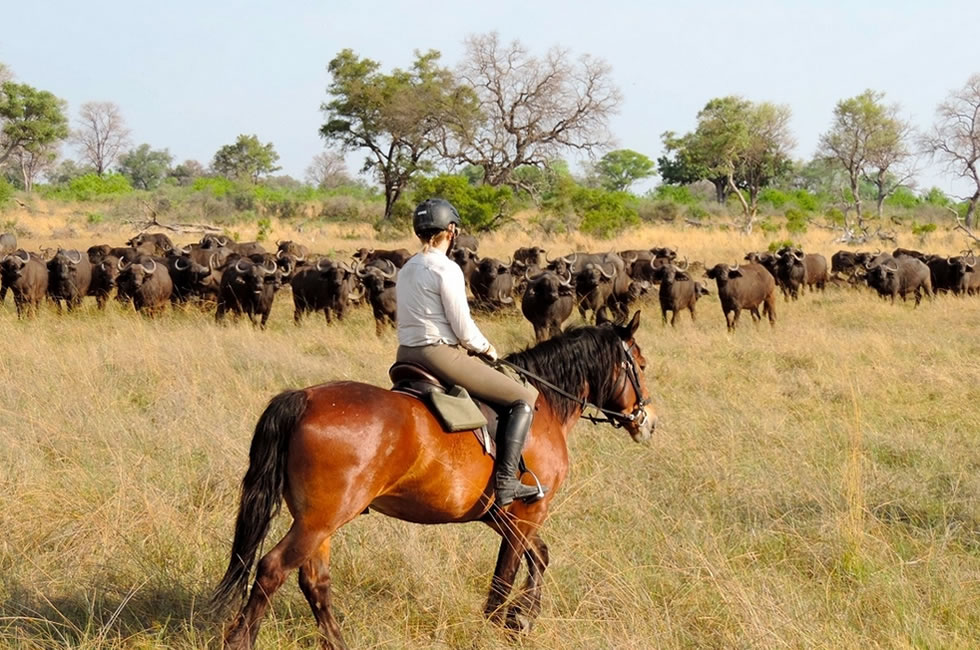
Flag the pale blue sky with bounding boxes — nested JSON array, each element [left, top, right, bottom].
[[4, 1, 979, 195]]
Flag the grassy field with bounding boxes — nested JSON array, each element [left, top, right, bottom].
[[1, 213, 979, 648]]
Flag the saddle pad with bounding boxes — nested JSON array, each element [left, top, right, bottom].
[[427, 386, 488, 432]]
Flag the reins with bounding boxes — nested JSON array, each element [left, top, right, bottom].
[[492, 339, 648, 429]]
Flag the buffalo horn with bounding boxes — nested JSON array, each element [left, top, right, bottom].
[[174, 257, 189, 271], [17, 250, 30, 264], [117, 257, 128, 271], [141, 259, 157, 274], [315, 258, 329, 271], [794, 249, 805, 261], [678, 256, 689, 271], [67, 249, 81, 265], [262, 260, 277, 274], [379, 259, 397, 279], [560, 269, 573, 286], [234, 260, 247, 273], [966, 253, 976, 269], [599, 263, 616, 279], [729, 262, 740, 272], [276, 249, 285, 259]]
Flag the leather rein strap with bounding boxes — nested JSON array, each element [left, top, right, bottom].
[[492, 340, 648, 430]]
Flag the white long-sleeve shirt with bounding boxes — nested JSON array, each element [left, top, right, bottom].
[[396, 249, 491, 353]]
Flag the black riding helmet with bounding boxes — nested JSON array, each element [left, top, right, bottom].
[[413, 198, 461, 237]]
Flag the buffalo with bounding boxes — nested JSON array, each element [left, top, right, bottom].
[[352, 247, 412, 268], [127, 232, 175, 256], [705, 262, 776, 330], [450, 247, 480, 288], [357, 259, 398, 336], [864, 254, 933, 306], [90, 255, 122, 309], [166, 253, 213, 303], [47, 249, 92, 313], [657, 260, 710, 326], [291, 259, 360, 324], [470, 257, 515, 309], [216, 258, 282, 327], [276, 240, 310, 261], [0, 250, 47, 317], [118, 257, 174, 316], [520, 269, 575, 342]]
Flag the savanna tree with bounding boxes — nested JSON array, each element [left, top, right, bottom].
[[305, 150, 351, 189], [923, 74, 980, 229], [818, 90, 915, 229], [212, 134, 280, 183], [687, 97, 794, 232], [441, 32, 621, 191], [73, 101, 130, 175], [592, 149, 656, 192], [118, 144, 174, 190], [320, 49, 464, 219], [0, 81, 69, 168]]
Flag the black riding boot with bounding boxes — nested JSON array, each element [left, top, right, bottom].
[[495, 401, 548, 506]]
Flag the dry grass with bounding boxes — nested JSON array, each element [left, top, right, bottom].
[[1, 209, 979, 648]]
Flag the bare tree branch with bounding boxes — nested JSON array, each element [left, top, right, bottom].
[[72, 101, 130, 175]]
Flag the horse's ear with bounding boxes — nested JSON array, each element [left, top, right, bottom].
[[625, 310, 641, 337], [595, 306, 612, 326]]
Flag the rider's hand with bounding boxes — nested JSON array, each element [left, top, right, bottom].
[[483, 344, 499, 362]]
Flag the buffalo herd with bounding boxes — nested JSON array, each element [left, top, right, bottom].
[[1, 229, 976, 337]]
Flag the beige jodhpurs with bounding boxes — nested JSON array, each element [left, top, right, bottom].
[[396, 344, 538, 407]]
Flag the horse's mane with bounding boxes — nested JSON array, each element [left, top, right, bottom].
[[505, 325, 623, 421]]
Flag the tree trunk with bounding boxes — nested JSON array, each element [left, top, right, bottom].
[[727, 173, 753, 234], [850, 175, 863, 223], [965, 189, 980, 229], [711, 177, 728, 203]]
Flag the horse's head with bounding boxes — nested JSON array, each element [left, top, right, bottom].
[[596, 309, 658, 442]]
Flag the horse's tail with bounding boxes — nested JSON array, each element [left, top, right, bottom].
[[211, 389, 309, 612]]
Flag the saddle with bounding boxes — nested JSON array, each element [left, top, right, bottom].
[[388, 362, 500, 456]]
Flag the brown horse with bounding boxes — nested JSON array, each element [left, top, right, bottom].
[[212, 311, 657, 649]]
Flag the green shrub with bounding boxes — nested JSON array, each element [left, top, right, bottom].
[[759, 188, 790, 210], [758, 217, 780, 235], [256, 217, 272, 241], [572, 187, 639, 238], [86, 212, 104, 225], [767, 239, 797, 253], [911, 221, 937, 237], [886, 186, 920, 209], [793, 189, 821, 212], [191, 176, 236, 198], [43, 173, 133, 201], [826, 207, 845, 226], [652, 184, 697, 205], [785, 208, 808, 235], [0, 177, 13, 209], [412, 174, 513, 232]]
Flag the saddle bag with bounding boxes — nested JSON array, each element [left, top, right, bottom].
[[427, 386, 489, 432]]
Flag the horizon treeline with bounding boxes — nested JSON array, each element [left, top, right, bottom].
[[2, 40, 979, 243]]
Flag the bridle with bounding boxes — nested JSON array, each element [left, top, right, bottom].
[[494, 339, 650, 431]]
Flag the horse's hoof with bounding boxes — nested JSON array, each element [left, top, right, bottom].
[[505, 609, 533, 635]]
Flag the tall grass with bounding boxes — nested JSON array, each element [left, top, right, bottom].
[[1, 217, 979, 648]]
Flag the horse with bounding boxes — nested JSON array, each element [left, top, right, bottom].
[[211, 310, 658, 650]]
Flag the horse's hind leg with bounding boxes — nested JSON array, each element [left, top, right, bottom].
[[224, 523, 326, 650], [507, 533, 550, 633], [298, 537, 347, 650]]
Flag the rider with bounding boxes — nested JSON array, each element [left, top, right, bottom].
[[395, 198, 548, 506]]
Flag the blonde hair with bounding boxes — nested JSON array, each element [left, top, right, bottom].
[[419, 229, 453, 253]]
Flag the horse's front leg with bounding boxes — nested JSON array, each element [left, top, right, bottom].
[[507, 533, 550, 633], [483, 509, 530, 623]]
